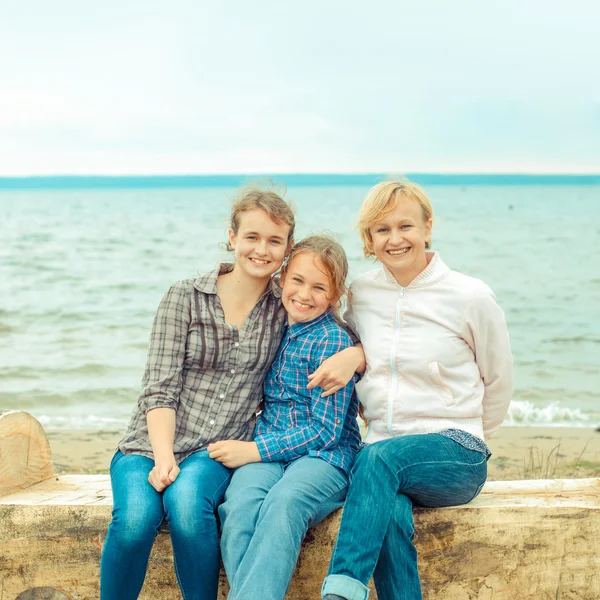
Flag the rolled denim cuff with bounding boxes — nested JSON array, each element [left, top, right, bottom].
[[322, 574, 370, 600]]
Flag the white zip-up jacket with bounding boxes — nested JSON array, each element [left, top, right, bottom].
[[347, 253, 513, 443]]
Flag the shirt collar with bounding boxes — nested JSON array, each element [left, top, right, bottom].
[[284, 307, 334, 338], [382, 251, 450, 288], [193, 263, 282, 298]]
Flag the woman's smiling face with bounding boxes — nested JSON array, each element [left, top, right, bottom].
[[370, 194, 432, 285]]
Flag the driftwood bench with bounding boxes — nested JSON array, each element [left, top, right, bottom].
[[1, 410, 599, 600]]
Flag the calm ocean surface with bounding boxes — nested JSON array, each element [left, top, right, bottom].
[[1, 182, 599, 430]]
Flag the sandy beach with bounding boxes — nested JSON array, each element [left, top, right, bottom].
[[47, 426, 600, 481]]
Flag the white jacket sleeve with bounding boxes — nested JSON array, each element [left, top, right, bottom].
[[465, 285, 513, 439]]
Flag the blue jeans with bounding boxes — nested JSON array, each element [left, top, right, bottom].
[[219, 457, 349, 600], [100, 450, 232, 600], [322, 434, 487, 600]]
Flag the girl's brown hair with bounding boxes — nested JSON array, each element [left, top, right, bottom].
[[227, 187, 295, 251], [281, 234, 349, 316]]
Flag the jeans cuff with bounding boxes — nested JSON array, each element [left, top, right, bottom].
[[322, 574, 370, 600]]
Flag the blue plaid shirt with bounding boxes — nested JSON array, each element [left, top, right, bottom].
[[254, 309, 361, 475]]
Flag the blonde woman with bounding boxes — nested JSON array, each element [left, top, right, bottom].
[[322, 181, 513, 600]]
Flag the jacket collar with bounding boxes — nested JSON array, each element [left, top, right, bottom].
[[193, 263, 282, 298], [382, 252, 450, 288], [284, 307, 334, 338]]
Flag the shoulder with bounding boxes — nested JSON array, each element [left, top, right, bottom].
[[305, 316, 353, 354], [443, 269, 496, 303]]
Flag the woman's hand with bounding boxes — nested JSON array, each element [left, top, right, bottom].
[[148, 454, 180, 492], [307, 344, 366, 397], [207, 440, 261, 468]]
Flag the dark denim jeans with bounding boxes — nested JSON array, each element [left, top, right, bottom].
[[322, 433, 487, 600], [100, 449, 232, 600]]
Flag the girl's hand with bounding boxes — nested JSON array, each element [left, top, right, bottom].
[[148, 455, 180, 492], [307, 345, 366, 397], [207, 440, 261, 468]]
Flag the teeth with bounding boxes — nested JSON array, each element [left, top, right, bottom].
[[292, 300, 311, 309], [388, 248, 409, 255], [250, 258, 268, 265]]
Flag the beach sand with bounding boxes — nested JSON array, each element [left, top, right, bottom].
[[46, 426, 600, 480]]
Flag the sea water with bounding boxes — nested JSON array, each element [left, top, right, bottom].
[[1, 182, 598, 430]]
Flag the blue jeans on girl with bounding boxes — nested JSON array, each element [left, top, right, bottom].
[[219, 456, 349, 600], [100, 449, 232, 600], [322, 433, 487, 600]]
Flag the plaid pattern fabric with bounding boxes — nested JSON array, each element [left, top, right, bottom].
[[118, 264, 286, 461], [255, 309, 362, 475]]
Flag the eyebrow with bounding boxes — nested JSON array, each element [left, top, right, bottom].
[[245, 230, 286, 241]]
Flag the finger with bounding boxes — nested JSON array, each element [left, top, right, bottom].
[[168, 465, 180, 482], [159, 468, 172, 485], [321, 384, 342, 398], [306, 370, 325, 390]]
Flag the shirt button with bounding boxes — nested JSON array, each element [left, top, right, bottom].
[[219, 393, 225, 399], [288, 424, 293, 428], [288, 402, 292, 407], [230, 369, 236, 374], [234, 342, 240, 347], [209, 419, 215, 425], [336, 419, 341, 424]]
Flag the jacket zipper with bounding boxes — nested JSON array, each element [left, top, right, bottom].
[[388, 286, 405, 435]]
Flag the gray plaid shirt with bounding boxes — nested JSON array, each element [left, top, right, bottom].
[[118, 264, 286, 461]]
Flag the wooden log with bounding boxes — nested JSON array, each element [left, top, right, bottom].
[[0, 475, 598, 599], [0, 410, 53, 498]]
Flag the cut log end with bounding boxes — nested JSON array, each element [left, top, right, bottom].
[[0, 410, 53, 497]]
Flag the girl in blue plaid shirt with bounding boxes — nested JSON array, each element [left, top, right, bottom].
[[209, 235, 363, 600]]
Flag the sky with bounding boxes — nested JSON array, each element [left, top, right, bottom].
[[1, 0, 599, 175]]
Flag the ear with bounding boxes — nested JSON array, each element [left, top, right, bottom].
[[285, 237, 295, 257], [227, 227, 236, 250], [425, 218, 433, 245]]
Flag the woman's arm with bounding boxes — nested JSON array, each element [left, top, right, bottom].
[[147, 407, 180, 491], [465, 286, 514, 439], [140, 282, 191, 489], [307, 344, 366, 396]]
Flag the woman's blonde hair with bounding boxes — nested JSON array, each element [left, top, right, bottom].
[[282, 235, 349, 316], [358, 181, 434, 257], [227, 187, 296, 251]]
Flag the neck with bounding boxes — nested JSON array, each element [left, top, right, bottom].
[[389, 256, 429, 287], [221, 265, 271, 297]]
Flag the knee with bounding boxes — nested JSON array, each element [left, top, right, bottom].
[[110, 504, 162, 545], [259, 488, 309, 527], [353, 443, 386, 474]]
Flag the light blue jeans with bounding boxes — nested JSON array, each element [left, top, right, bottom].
[[322, 434, 487, 600], [100, 449, 232, 600], [219, 457, 349, 600]]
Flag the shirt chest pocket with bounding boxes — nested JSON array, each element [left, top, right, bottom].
[[186, 322, 229, 370]]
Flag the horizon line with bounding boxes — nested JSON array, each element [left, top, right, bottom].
[[1, 172, 599, 190]]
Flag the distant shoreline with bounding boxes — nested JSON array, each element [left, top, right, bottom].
[[1, 173, 600, 190]]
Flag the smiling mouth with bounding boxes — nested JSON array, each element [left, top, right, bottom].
[[387, 247, 410, 255], [291, 299, 312, 310], [249, 258, 269, 265]]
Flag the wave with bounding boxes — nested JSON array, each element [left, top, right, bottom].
[[505, 400, 593, 427], [36, 413, 127, 431]]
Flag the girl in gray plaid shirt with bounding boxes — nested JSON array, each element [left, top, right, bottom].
[[100, 190, 364, 600]]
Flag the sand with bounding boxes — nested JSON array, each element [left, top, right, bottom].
[[46, 426, 600, 480]]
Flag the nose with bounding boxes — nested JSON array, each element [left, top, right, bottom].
[[297, 284, 311, 300], [389, 228, 404, 245], [255, 240, 268, 256]]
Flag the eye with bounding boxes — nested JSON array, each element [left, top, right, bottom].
[[247, 235, 257, 240], [292, 277, 302, 283], [315, 286, 327, 292], [270, 239, 282, 245], [400, 225, 412, 230], [376, 227, 388, 233]]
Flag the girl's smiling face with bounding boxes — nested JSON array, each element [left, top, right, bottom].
[[281, 251, 333, 325], [228, 208, 291, 281], [370, 195, 432, 286]]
